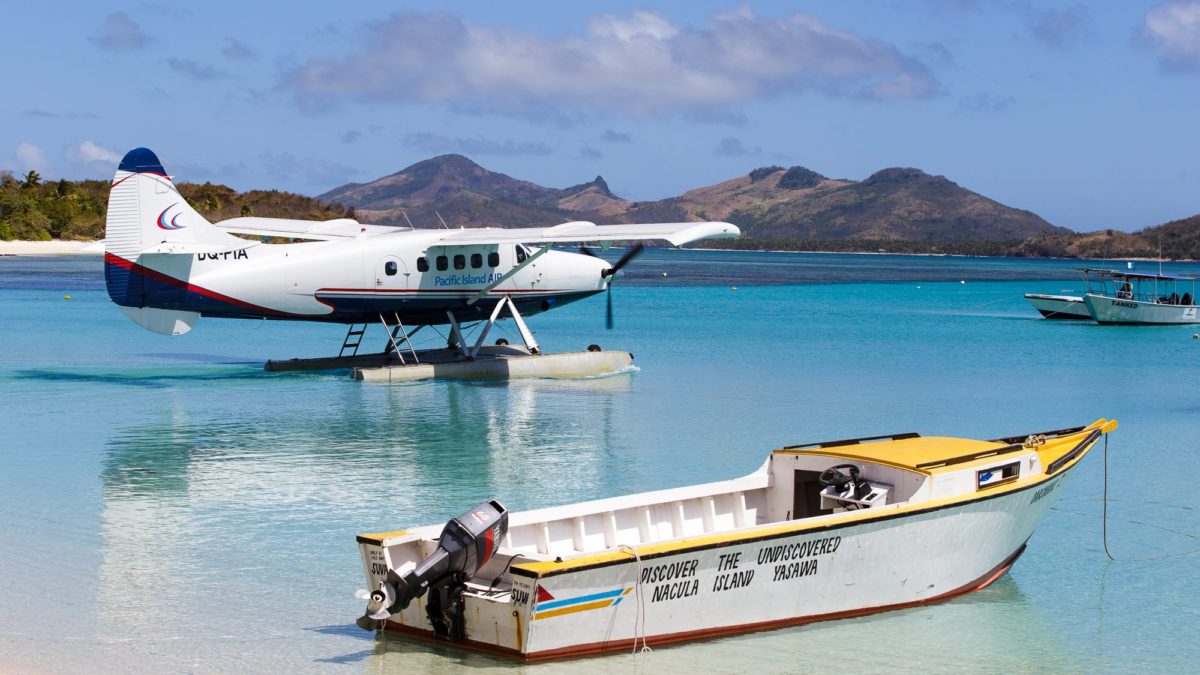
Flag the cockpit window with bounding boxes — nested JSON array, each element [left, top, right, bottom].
[[515, 244, 528, 264]]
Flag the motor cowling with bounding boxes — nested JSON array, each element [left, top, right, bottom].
[[370, 500, 508, 620]]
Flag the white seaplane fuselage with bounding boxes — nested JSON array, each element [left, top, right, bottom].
[[102, 147, 739, 336], [111, 232, 611, 326]]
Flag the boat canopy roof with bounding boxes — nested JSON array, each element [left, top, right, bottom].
[[775, 422, 1109, 474], [1077, 267, 1195, 281], [775, 436, 1008, 474]]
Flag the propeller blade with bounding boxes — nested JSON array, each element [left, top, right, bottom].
[[355, 589, 370, 601], [579, 245, 600, 258], [611, 243, 645, 274], [606, 287, 614, 330]]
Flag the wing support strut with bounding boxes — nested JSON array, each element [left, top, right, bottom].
[[466, 244, 551, 306], [445, 295, 540, 360], [380, 313, 421, 364]]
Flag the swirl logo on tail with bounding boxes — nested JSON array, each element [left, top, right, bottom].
[[157, 204, 186, 230]]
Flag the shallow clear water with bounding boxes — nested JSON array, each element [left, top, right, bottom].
[[1, 251, 1198, 673]]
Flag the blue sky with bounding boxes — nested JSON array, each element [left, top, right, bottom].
[[3, 1, 1199, 232]]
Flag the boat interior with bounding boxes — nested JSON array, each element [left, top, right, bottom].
[[366, 422, 1109, 595]]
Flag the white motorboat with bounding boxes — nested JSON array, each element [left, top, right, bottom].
[[1080, 268, 1200, 324], [355, 419, 1116, 660], [1023, 293, 1090, 320]]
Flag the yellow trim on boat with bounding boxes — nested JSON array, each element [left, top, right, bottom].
[[356, 530, 409, 545], [511, 419, 1114, 577]]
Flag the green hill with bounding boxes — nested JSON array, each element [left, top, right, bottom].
[[0, 170, 350, 242]]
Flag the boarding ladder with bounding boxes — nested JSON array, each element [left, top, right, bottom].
[[380, 313, 421, 364], [338, 324, 368, 358]]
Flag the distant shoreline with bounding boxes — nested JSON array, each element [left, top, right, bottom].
[[0, 240, 98, 256]]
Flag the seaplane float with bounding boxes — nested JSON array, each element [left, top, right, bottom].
[[355, 419, 1116, 660], [101, 148, 740, 380]]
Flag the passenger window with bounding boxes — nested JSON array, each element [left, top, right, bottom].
[[436, 256, 448, 271], [417, 257, 429, 272], [488, 252, 499, 267], [454, 254, 466, 270], [384, 261, 397, 276], [471, 253, 482, 269], [515, 245, 527, 264]]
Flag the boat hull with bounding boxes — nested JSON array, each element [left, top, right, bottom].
[[375, 468, 1075, 660], [1083, 293, 1200, 324], [1023, 293, 1090, 320]]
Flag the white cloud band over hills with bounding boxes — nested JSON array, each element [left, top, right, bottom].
[[284, 9, 940, 115], [1142, 0, 1200, 71]]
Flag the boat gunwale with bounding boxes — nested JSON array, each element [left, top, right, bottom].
[[511, 422, 1108, 579]]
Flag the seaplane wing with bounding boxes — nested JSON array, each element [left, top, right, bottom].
[[432, 221, 739, 248], [213, 216, 408, 241]]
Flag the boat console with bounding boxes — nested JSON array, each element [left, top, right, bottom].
[[816, 463, 893, 511]]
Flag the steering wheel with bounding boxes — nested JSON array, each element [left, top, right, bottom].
[[818, 464, 860, 489]]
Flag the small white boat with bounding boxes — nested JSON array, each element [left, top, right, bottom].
[[1023, 293, 1090, 320], [355, 419, 1116, 660], [1081, 268, 1200, 324]]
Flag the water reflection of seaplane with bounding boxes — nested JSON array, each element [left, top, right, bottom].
[[104, 148, 739, 372]]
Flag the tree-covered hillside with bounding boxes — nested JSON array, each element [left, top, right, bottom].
[[0, 170, 351, 241]]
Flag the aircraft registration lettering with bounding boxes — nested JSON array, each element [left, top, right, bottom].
[[196, 250, 249, 261], [434, 272, 503, 286]]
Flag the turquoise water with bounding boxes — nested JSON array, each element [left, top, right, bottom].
[[1, 251, 1198, 673]]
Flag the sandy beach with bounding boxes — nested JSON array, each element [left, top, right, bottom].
[[0, 240, 101, 256]]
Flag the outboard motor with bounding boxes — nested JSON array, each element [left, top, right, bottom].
[[361, 500, 508, 641]]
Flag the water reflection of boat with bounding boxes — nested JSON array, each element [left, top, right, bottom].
[[1081, 268, 1200, 324], [1023, 293, 1090, 320], [355, 420, 1115, 661]]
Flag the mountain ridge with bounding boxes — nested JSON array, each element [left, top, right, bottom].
[[321, 154, 1068, 242]]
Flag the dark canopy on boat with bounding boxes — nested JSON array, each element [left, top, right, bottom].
[[1076, 268, 1196, 282]]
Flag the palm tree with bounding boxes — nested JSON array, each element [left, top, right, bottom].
[[23, 170, 41, 188]]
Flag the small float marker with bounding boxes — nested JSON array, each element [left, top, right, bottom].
[[63, 295, 71, 300]]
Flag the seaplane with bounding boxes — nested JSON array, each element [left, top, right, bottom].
[[103, 148, 739, 379]]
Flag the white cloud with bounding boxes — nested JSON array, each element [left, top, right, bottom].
[[221, 37, 257, 60], [92, 12, 148, 51], [260, 152, 358, 188], [714, 137, 761, 157], [402, 133, 552, 157], [4, 143, 55, 175], [284, 9, 939, 116], [1142, 1, 1200, 71], [1026, 5, 1092, 48], [66, 140, 122, 174], [165, 58, 227, 81]]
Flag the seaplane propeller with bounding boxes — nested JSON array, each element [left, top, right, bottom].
[[579, 243, 646, 329]]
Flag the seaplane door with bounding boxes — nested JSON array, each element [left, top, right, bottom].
[[376, 256, 409, 292]]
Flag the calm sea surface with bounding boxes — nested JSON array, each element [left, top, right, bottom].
[[1, 250, 1198, 673]]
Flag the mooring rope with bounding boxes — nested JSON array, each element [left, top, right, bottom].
[[1095, 433, 1200, 562], [618, 544, 651, 654], [1103, 433, 1114, 561]]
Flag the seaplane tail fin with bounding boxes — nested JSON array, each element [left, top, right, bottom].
[[105, 147, 243, 260], [105, 147, 234, 335]]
